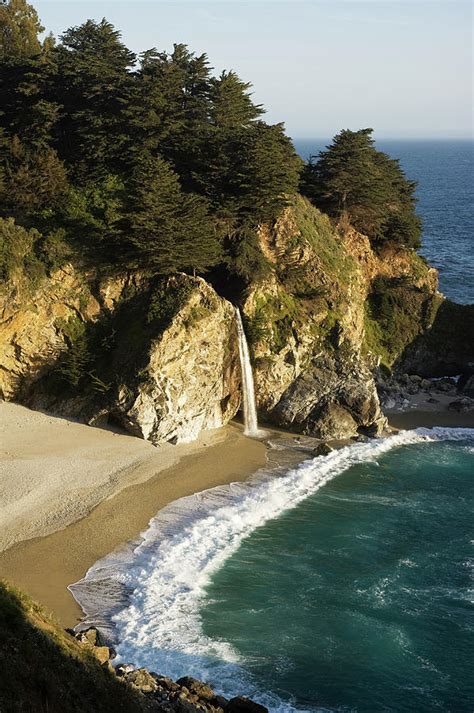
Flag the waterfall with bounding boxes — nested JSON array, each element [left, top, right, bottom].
[[234, 308, 260, 437]]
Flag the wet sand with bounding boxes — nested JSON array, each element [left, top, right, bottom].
[[1, 401, 472, 629], [0, 406, 266, 626], [388, 409, 474, 430]]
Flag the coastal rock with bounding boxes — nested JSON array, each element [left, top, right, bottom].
[[4, 272, 243, 446], [176, 678, 215, 701], [448, 398, 474, 413], [226, 697, 269, 713], [112, 275, 241, 444], [240, 198, 396, 439], [313, 442, 334, 456], [124, 668, 159, 694], [74, 626, 103, 647], [0, 264, 101, 400], [398, 301, 474, 377], [269, 353, 386, 439], [73, 627, 114, 665]]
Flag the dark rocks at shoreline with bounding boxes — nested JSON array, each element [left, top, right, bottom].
[[72, 628, 269, 713], [312, 442, 334, 457], [376, 370, 474, 411]]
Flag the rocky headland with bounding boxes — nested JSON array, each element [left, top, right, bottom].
[[1, 196, 473, 445]]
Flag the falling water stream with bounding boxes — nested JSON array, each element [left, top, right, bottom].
[[234, 308, 260, 437]]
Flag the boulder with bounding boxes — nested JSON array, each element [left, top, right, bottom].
[[115, 663, 136, 677], [124, 668, 158, 694], [226, 697, 268, 713], [448, 398, 473, 413], [270, 353, 386, 440], [312, 442, 334, 457], [74, 627, 103, 647], [176, 677, 215, 701]]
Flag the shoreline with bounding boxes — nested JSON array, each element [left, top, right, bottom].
[[0, 406, 266, 626], [1, 402, 473, 629]]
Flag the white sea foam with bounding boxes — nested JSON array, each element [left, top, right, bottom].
[[69, 426, 474, 711]]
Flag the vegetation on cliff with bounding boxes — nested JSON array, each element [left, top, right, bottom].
[[0, 581, 144, 712], [0, 0, 301, 285], [1, 0, 423, 295], [300, 128, 422, 249]]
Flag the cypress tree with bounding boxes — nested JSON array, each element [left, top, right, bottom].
[[52, 19, 136, 178], [300, 128, 421, 248], [120, 154, 222, 275], [0, 0, 44, 61]]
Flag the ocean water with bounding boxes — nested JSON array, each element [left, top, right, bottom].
[[202, 438, 474, 712], [293, 138, 474, 305], [70, 428, 474, 713]]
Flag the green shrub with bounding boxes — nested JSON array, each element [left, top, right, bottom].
[[0, 217, 45, 287]]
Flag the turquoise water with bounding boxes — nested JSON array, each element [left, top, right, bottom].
[[201, 440, 474, 712], [293, 139, 474, 305]]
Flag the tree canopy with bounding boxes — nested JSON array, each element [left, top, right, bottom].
[[0, 0, 44, 61], [0, 1, 302, 280], [300, 128, 422, 248], [0, 1, 421, 289]]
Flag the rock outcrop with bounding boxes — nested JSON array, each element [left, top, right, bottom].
[[16, 274, 242, 445], [1, 195, 467, 444], [396, 300, 474, 377], [0, 264, 100, 400], [111, 275, 241, 444]]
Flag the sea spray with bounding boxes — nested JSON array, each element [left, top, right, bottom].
[[69, 427, 474, 709], [234, 307, 260, 437]]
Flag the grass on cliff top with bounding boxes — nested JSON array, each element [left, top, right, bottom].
[[0, 580, 145, 713], [288, 196, 357, 286]]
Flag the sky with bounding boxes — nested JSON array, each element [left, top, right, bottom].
[[33, 0, 473, 140]]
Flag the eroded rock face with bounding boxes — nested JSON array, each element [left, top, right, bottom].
[[114, 275, 241, 444], [270, 352, 386, 438], [0, 265, 101, 400], [1, 195, 451, 445], [241, 197, 391, 438]]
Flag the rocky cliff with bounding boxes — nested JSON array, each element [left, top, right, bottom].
[[0, 194, 470, 444]]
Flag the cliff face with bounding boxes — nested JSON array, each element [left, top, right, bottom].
[[0, 266, 100, 401], [241, 196, 441, 438], [111, 275, 241, 444], [0, 273, 241, 445], [0, 195, 459, 445]]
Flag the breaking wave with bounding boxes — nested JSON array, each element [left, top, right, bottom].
[[69, 427, 474, 711]]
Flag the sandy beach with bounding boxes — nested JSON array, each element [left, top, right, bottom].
[[1, 398, 472, 629], [0, 403, 266, 625]]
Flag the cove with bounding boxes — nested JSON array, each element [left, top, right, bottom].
[[201, 439, 474, 712]]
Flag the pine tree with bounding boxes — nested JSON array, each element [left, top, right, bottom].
[[52, 19, 136, 178], [209, 70, 263, 131], [0, 135, 67, 222]]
